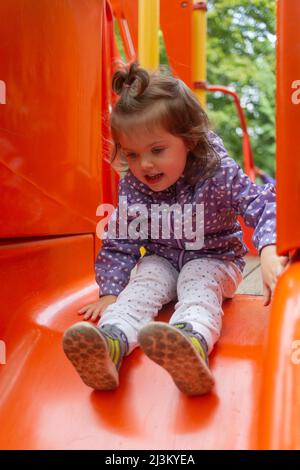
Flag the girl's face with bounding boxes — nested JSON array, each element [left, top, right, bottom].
[[119, 127, 189, 192]]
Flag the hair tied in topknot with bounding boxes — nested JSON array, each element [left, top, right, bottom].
[[112, 60, 150, 98]]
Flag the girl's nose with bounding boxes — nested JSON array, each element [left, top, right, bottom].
[[140, 155, 154, 171]]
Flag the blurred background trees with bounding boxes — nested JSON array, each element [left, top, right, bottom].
[[206, 0, 276, 176], [115, 0, 276, 176]]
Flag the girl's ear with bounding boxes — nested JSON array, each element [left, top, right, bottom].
[[184, 135, 198, 151], [187, 141, 197, 152], [183, 139, 193, 152]]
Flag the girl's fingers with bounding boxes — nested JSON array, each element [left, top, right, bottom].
[[78, 309, 87, 315], [83, 307, 96, 320], [78, 301, 110, 319], [78, 305, 91, 314], [85, 306, 104, 321], [91, 310, 102, 321], [78, 303, 102, 314], [280, 256, 289, 267], [263, 284, 272, 307]]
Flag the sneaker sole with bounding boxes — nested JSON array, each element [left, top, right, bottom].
[[62, 322, 118, 390], [138, 322, 214, 396]]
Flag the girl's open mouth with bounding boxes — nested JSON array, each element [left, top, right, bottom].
[[145, 173, 164, 184]]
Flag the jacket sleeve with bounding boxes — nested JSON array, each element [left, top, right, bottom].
[[210, 132, 276, 253], [95, 178, 144, 297], [230, 161, 276, 252]]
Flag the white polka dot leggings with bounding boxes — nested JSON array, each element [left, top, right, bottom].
[[98, 254, 243, 355]]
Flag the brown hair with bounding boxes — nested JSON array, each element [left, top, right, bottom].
[[109, 60, 220, 186]]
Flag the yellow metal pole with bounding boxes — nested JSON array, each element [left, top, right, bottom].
[[138, 0, 160, 70], [192, 0, 207, 108], [138, 0, 159, 257]]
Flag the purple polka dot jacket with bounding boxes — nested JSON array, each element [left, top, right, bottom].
[[95, 132, 276, 297]]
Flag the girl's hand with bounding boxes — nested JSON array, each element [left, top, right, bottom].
[[78, 295, 117, 321], [260, 245, 289, 306]]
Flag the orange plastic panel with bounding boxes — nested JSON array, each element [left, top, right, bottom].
[[160, 0, 193, 85], [0, 0, 118, 238], [111, 0, 193, 85], [111, 0, 138, 61], [276, 0, 300, 254], [101, 0, 120, 209], [257, 258, 300, 449]]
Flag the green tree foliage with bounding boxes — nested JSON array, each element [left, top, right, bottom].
[[207, 0, 276, 176]]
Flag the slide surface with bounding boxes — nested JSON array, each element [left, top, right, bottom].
[[0, 239, 268, 450]]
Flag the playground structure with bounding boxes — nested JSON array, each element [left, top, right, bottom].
[[0, 0, 300, 450]]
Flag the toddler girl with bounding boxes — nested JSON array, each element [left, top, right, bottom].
[[63, 61, 287, 395]]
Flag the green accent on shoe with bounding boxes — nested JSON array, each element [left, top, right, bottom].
[[106, 336, 120, 367], [99, 324, 129, 370], [189, 335, 207, 363], [138, 322, 214, 396], [173, 323, 186, 330], [172, 322, 209, 366]]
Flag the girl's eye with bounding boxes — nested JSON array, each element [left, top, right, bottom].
[[126, 153, 138, 159], [152, 148, 164, 155]]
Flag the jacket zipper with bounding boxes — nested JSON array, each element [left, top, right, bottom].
[[169, 211, 185, 270]]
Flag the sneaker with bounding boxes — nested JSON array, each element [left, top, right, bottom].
[[62, 322, 128, 391], [138, 322, 214, 395], [172, 322, 209, 366]]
